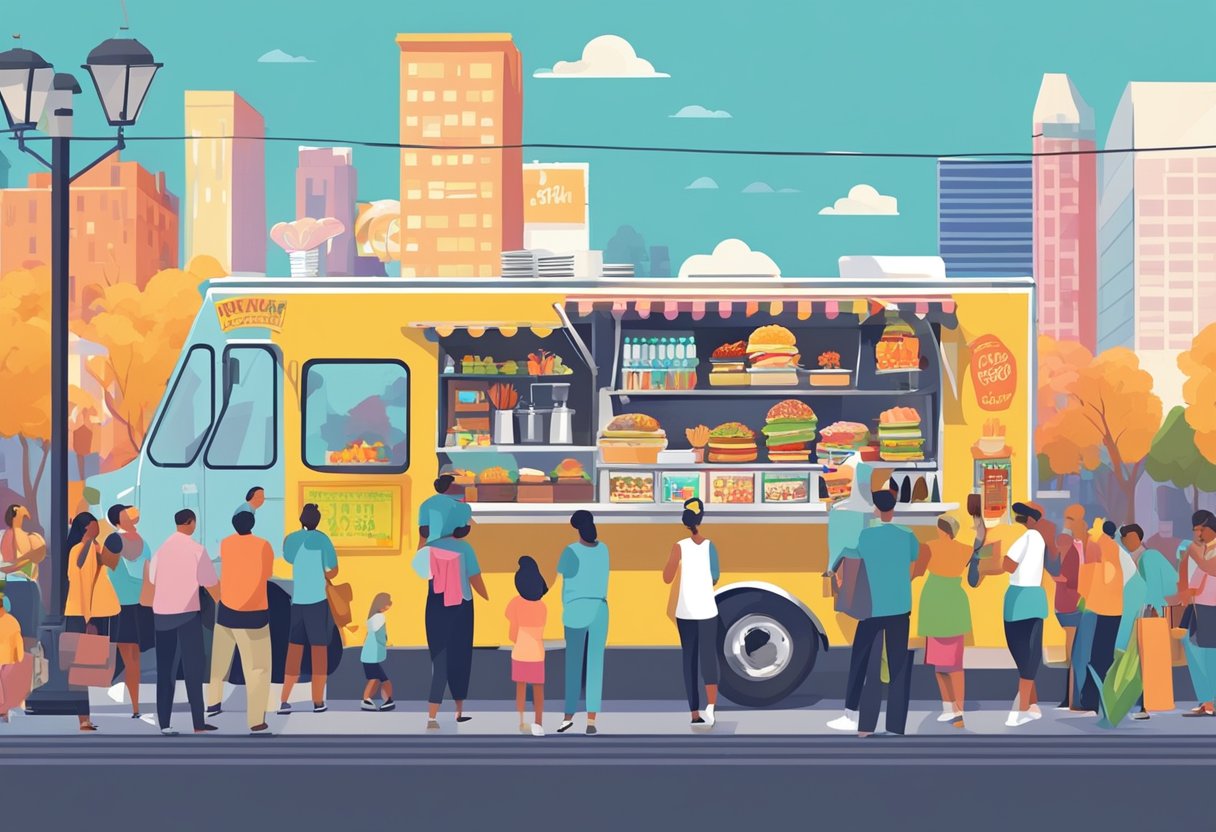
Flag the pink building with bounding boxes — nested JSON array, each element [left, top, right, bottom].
[[296, 146, 357, 276], [1033, 74, 1097, 350], [1098, 82, 1216, 405]]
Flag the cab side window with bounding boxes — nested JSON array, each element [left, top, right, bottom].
[[302, 360, 409, 473], [148, 345, 215, 467], [204, 345, 278, 469]]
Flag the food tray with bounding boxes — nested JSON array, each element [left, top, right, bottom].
[[467, 484, 517, 502], [553, 481, 595, 502], [517, 483, 555, 503], [599, 445, 665, 464]]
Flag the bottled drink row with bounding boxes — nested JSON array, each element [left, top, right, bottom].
[[621, 331, 700, 391]]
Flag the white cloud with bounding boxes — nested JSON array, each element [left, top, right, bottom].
[[670, 104, 731, 119], [818, 183, 899, 215], [686, 176, 719, 190], [258, 49, 313, 64], [678, 238, 781, 278], [534, 35, 669, 78]]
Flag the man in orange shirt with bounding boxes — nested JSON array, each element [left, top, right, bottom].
[[1076, 519, 1124, 714], [206, 511, 275, 734]]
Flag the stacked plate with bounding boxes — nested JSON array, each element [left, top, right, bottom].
[[502, 250, 544, 278], [602, 263, 635, 278]]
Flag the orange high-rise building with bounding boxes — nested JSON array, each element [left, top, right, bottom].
[[0, 153, 178, 314], [396, 33, 523, 278]]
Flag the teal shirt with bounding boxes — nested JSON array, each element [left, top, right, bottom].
[[360, 614, 388, 664], [828, 505, 869, 572], [104, 532, 149, 607], [233, 501, 257, 518], [849, 522, 919, 618], [557, 541, 610, 628], [282, 529, 338, 605], [419, 494, 463, 540], [1138, 548, 1178, 614], [416, 536, 481, 601]]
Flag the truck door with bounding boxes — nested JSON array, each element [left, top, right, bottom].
[[202, 343, 285, 559]]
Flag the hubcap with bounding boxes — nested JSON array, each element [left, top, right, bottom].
[[724, 614, 793, 680]]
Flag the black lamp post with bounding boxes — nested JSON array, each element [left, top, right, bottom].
[[0, 32, 159, 716]]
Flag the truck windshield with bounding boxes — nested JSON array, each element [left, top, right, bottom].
[[147, 345, 215, 467], [204, 345, 278, 469]]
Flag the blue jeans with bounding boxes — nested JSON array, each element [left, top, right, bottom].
[[564, 602, 609, 715], [1184, 637, 1216, 703]]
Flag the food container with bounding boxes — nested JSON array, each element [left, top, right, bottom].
[[608, 472, 655, 503], [466, 484, 517, 502], [493, 409, 516, 444], [747, 369, 799, 387], [553, 480, 595, 502], [709, 473, 755, 504], [807, 369, 853, 388], [599, 445, 665, 464], [661, 472, 705, 503], [657, 449, 697, 465], [516, 407, 548, 444], [709, 372, 750, 387], [517, 483, 555, 503], [761, 473, 810, 504]]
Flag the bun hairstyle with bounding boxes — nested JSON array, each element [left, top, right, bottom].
[[515, 555, 549, 601], [570, 510, 598, 544], [434, 474, 456, 494], [682, 498, 705, 533]]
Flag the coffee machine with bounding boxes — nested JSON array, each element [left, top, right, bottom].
[[531, 382, 574, 445]]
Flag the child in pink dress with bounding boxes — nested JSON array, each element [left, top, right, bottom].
[[505, 556, 548, 737]]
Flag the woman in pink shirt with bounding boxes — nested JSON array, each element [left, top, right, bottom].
[[506, 556, 548, 737]]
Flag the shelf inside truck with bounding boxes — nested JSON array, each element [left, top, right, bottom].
[[465, 501, 959, 524]]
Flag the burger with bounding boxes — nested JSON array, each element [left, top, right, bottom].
[[551, 458, 590, 481], [762, 399, 818, 462], [707, 421, 758, 464], [746, 325, 800, 368], [817, 421, 871, 460], [709, 340, 749, 387], [878, 406, 925, 461], [598, 412, 668, 462]]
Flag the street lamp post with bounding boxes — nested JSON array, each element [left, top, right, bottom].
[[0, 32, 160, 715]]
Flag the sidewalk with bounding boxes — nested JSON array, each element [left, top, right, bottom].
[[4, 689, 1216, 737]]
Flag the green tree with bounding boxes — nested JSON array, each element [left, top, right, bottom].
[[1147, 406, 1216, 512]]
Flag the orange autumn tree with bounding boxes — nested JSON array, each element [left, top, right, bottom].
[[0, 267, 52, 528], [1180, 322, 1216, 464], [1037, 347, 1162, 519], [76, 264, 208, 467]]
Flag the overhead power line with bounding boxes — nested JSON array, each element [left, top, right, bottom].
[[10, 132, 1216, 159]]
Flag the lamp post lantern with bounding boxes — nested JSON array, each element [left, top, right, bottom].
[[0, 32, 159, 716]]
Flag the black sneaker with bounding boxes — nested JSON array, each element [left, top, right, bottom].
[[206, 704, 222, 717], [361, 699, 378, 711], [586, 724, 598, 735], [380, 699, 396, 711], [313, 703, 328, 714], [276, 703, 292, 715], [691, 717, 706, 725]]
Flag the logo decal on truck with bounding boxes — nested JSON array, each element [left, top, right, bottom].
[[968, 334, 1017, 412], [216, 297, 288, 332]]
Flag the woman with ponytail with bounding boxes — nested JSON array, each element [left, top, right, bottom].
[[663, 498, 722, 729], [554, 510, 610, 734]]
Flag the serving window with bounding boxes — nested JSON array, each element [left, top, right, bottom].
[[301, 359, 410, 474]]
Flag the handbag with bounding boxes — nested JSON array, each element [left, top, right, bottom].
[[58, 540, 117, 687], [834, 554, 872, 620], [326, 580, 354, 630]]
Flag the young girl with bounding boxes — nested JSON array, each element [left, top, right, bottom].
[[663, 498, 721, 729], [361, 593, 395, 711], [505, 556, 548, 737]]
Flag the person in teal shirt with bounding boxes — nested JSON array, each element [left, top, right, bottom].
[[278, 503, 339, 715], [554, 510, 610, 735], [233, 486, 266, 519], [103, 504, 153, 718], [360, 592, 395, 712], [1120, 523, 1179, 721], [842, 490, 919, 737], [418, 475, 463, 548]]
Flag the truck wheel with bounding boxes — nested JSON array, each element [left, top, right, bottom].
[[715, 589, 819, 708]]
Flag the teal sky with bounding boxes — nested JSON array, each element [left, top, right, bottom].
[[7, 0, 1216, 276]]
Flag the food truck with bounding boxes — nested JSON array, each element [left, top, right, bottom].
[[87, 274, 1035, 707]]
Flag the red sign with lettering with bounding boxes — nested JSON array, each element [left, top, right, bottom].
[[969, 334, 1017, 411]]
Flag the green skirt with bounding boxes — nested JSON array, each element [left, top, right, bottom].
[[917, 574, 972, 638]]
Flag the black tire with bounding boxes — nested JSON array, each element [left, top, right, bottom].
[[715, 589, 819, 708]]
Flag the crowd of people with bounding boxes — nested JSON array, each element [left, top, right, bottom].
[[2, 464, 1215, 738]]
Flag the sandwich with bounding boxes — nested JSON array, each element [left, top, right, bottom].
[[599, 413, 667, 447], [762, 399, 818, 462], [817, 421, 871, 459], [709, 340, 749, 386], [878, 406, 925, 461], [551, 458, 590, 481], [518, 467, 549, 484], [707, 421, 758, 464], [745, 325, 800, 369]]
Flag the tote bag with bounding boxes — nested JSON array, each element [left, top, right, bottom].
[[834, 557, 872, 620]]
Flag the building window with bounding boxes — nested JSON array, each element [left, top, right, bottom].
[[407, 62, 419, 76], [466, 90, 479, 103], [438, 237, 458, 252], [414, 62, 444, 79], [459, 213, 476, 228], [406, 89, 418, 103], [111, 166, 121, 186], [302, 360, 409, 474], [482, 214, 493, 228], [480, 242, 492, 252], [28, 202, 36, 222], [28, 236, 36, 254], [431, 154, 444, 166], [444, 114, 458, 127], [203, 345, 278, 470], [405, 116, 419, 127], [462, 112, 476, 127], [86, 221, 95, 235], [404, 153, 418, 166], [480, 117, 494, 127], [426, 215, 450, 229], [406, 215, 422, 229], [480, 135, 495, 146], [148, 345, 215, 468], [481, 90, 495, 103], [443, 90, 457, 102], [406, 189, 422, 200], [462, 154, 474, 165], [470, 63, 492, 79], [422, 90, 436, 103]]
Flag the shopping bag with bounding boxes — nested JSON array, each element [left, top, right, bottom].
[[62, 631, 116, 689], [1094, 636, 1143, 728], [1137, 616, 1175, 712], [29, 643, 48, 692], [326, 581, 354, 630], [834, 556, 871, 620], [0, 654, 34, 713], [1167, 605, 1189, 666]]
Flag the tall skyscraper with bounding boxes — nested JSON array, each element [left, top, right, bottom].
[[1098, 82, 1216, 405], [397, 33, 523, 278], [184, 91, 266, 275], [296, 146, 357, 276], [0, 153, 178, 314], [937, 159, 1033, 277], [1033, 74, 1098, 350]]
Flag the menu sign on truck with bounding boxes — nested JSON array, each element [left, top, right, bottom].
[[968, 334, 1017, 412], [299, 483, 403, 554]]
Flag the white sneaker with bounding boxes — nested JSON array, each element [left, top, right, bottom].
[[937, 711, 963, 722], [704, 704, 716, 727], [1027, 705, 1043, 720], [160, 727, 179, 736], [827, 713, 858, 732], [531, 723, 545, 737], [1005, 711, 1034, 728]]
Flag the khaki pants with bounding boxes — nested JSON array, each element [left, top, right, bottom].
[[207, 624, 271, 729]]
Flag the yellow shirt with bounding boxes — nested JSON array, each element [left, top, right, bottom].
[[64, 541, 121, 620], [922, 538, 973, 578], [0, 613, 23, 665], [1080, 536, 1123, 617]]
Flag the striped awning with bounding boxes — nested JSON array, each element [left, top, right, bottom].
[[566, 296, 958, 325]]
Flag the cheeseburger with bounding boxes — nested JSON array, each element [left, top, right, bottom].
[[762, 399, 818, 462], [707, 422, 759, 464], [745, 325, 800, 368]]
